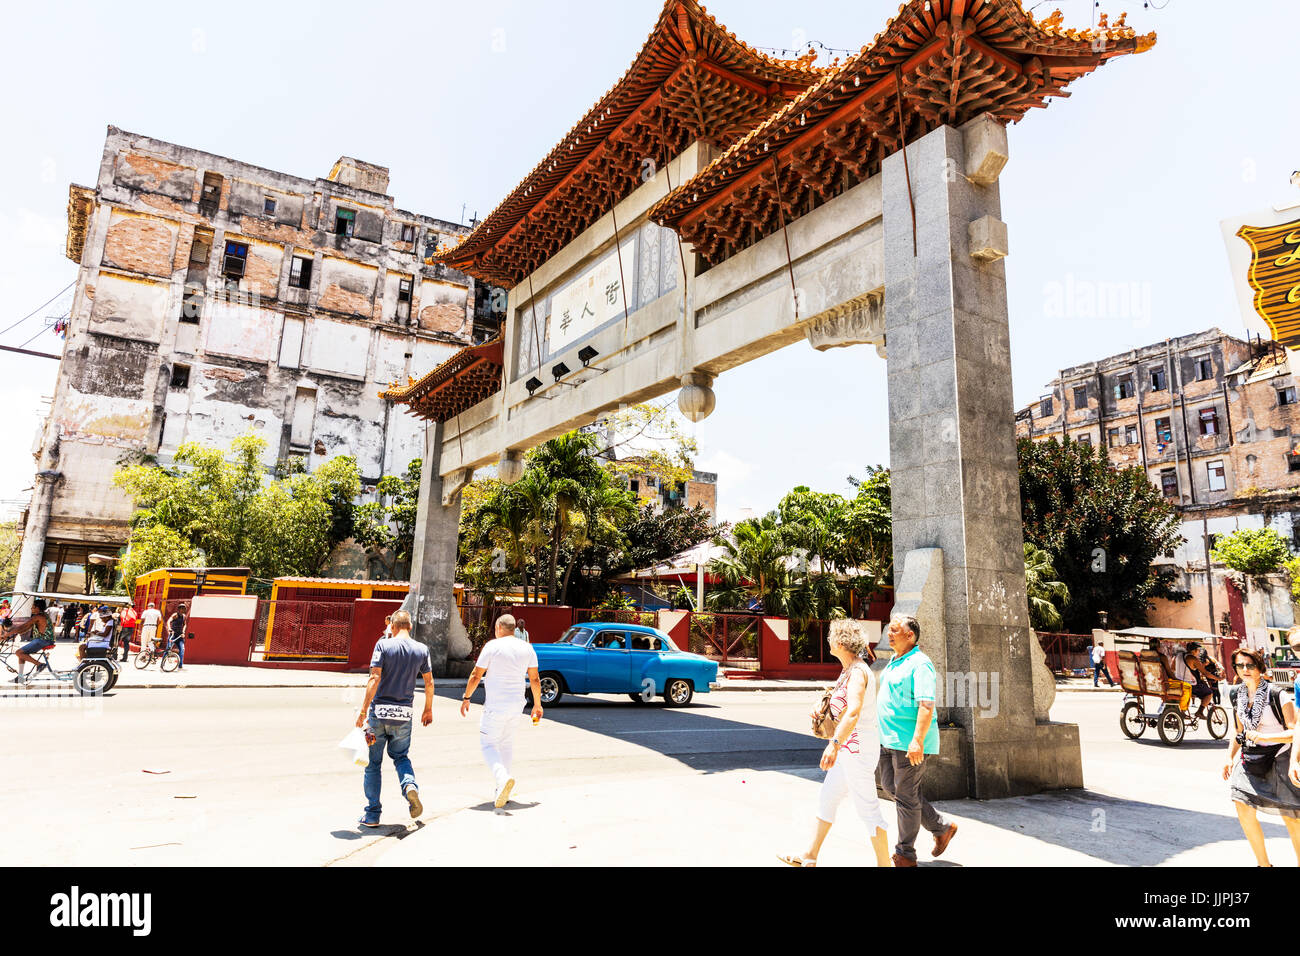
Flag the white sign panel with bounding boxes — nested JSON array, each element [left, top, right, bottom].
[[547, 241, 635, 353]]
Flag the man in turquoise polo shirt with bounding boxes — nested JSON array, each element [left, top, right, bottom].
[[876, 614, 958, 867]]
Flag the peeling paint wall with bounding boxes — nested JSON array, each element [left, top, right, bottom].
[[28, 126, 488, 572]]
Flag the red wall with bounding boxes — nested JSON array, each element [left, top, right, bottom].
[[503, 605, 573, 644], [185, 596, 259, 666], [348, 599, 406, 671]]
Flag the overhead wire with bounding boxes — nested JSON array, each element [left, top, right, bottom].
[[0, 281, 74, 338]]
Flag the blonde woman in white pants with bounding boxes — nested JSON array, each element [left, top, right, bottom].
[[460, 613, 543, 808], [780, 619, 890, 867]]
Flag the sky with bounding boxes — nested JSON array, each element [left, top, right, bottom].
[[2, 0, 1296, 524]]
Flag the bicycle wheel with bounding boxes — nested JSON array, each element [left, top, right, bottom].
[[1208, 705, 1229, 740], [75, 662, 112, 696], [160, 650, 181, 673], [134, 651, 152, 669]]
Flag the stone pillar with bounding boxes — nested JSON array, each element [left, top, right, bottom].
[[401, 422, 464, 677], [882, 115, 1081, 798], [13, 470, 62, 612]]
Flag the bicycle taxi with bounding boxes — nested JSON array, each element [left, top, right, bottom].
[[1112, 627, 1229, 745], [1, 591, 123, 695]]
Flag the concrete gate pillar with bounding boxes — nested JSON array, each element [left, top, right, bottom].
[[401, 422, 465, 677], [882, 116, 1081, 798], [13, 470, 62, 612]]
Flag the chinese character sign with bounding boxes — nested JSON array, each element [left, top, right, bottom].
[[547, 241, 636, 354]]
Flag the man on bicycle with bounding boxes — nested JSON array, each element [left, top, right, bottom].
[[138, 602, 163, 657], [165, 603, 188, 670], [6, 599, 55, 685]]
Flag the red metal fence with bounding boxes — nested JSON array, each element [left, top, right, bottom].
[[261, 600, 354, 659], [1036, 632, 1095, 675]]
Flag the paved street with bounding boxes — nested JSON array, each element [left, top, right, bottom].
[[2, 681, 1292, 867]]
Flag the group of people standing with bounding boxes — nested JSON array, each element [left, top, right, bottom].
[[354, 611, 541, 826], [780, 614, 957, 867]]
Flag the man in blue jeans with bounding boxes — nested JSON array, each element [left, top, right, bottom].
[[354, 609, 433, 827]]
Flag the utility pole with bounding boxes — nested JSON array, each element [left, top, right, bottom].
[[1203, 516, 1215, 634]]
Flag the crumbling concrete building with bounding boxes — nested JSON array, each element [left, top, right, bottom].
[[16, 126, 499, 596], [1016, 327, 1300, 633]]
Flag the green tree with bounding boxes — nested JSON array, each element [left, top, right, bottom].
[[1024, 541, 1070, 630], [1018, 436, 1187, 630], [706, 515, 797, 615], [113, 433, 361, 587], [0, 520, 22, 593], [1211, 527, 1291, 580], [353, 458, 423, 579]]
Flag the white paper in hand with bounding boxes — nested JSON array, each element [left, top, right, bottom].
[[339, 727, 369, 767]]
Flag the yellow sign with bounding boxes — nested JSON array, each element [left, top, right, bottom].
[[1236, 218, 1300, 346]]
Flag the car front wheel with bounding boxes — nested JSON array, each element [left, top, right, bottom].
[[664, 678, 694, 707]]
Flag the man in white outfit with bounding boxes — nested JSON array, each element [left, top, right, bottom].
[[460, 613, 543, 807], [138, 602, 163, 656]]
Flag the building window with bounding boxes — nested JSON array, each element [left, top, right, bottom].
[[1160, 468, 1179, 498], [1280, 386, 1297, 406], [222, 240, 248, 285], [1124, 424, 1138, 445], [1154, 417, 1173, 445], [179, 286, 203, 324], [1076, 433, 1092, 447], [396, 277, 413, 321], [1039, 397, 1053, 417], [1073, 385, 1087, 409], [199, 172, 222, 217], [630, 479, 639, 494], [1199, 407, 1219, 436], [400, 223, 416, 242], [1150, 367, 1167, 391], [263, 197, 277, 216], [1207, 459, 1226, 492], [1289, 452, 1300, 474], [335, 208, 356, 237], [1114, 375, 1135, 400], [1195, 356, 1213, 381], [170, 364, 190, 390], [1108, 427, 1121, 448], [289, 255, 313, 290]]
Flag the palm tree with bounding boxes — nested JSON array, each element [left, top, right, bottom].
[[529, 431, 604, 602], [706, 515, 797, 614], [558, 482, 638, 605], [1024, 542, 1070, 630]]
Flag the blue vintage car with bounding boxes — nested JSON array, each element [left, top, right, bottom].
[[529, 622, 718, 706]]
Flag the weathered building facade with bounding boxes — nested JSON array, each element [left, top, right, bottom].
[[16, 127, 497, 596], [1016, 327, 1300, 631]]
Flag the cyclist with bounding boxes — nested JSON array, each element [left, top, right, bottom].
[[138, 602, 163, 657], [165, 603, 188, 669], [6, 599, 55, 684]]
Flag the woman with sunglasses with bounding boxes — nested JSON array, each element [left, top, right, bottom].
[[1223, 647, 1300, 866]]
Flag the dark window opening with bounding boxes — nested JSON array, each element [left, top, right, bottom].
[[1072, 385, 1088, 409], [1199, 408, 1219, 436], [1077, 433, 1092, 447], [1108, 427, 1121, 448], [179, 287, 202, 324], [630, 479, 639, 494], [289, 256, 313, 290], [1124, 424, 1138, 445], [424, 235, 439, 258], [1115, 376, 1135, 400], [1195, 357, 1213, 381], [335, 208, 355, 237], [400, 224, 416, 242], [1039, 397, 1053, 417], [396, 277, 412, 321], [1288, 452, 1300, 474], [1160, 469, 1179, 498], [1280, 386, 1297, 406], [1155, 417, 1173, 444], [263, 197, 277, 216], [199, 172, 222, 217], [170, 364, 190, 390], [1150, 367, 1167, 391]]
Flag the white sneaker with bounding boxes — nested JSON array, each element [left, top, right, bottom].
[[494, 778, 515, 808]]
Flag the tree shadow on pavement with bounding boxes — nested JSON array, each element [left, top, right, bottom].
[[938, 787, 1292, 866], [433, 684, 825, 778]]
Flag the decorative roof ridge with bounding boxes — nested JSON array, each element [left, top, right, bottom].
[[380, 335, 504, 403], [433, 0, 830, 272], [649, 0, 1156, 228]]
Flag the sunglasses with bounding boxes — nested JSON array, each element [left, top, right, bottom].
[[1234, 661, 1259, 671]]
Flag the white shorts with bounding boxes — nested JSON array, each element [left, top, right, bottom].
[[817, 745, 888, 835]]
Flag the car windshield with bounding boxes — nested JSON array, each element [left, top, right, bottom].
[[558, 627, 593, 646]]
